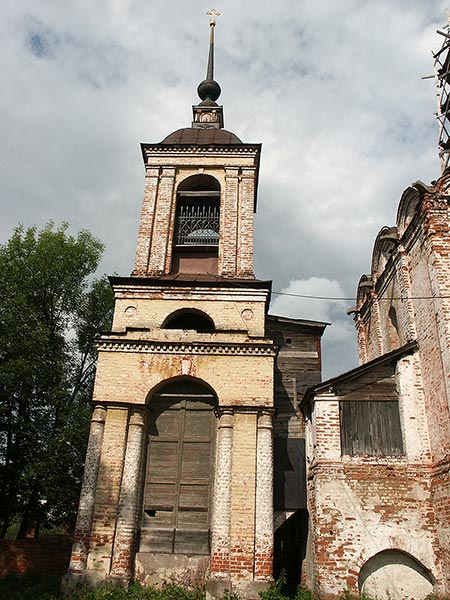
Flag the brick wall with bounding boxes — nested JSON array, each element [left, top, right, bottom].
[[133, 146, 260, 279], [351, 175, 450, 593], [0, 536, 72, 577]]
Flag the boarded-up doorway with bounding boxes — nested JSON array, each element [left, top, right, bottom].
[[140, 380, 216, 556]]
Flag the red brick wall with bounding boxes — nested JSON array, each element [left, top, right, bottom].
[[0, 535, 72, 577]]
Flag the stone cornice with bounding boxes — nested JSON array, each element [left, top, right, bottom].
[[142, 143, 261, 156], [97, 338, 277, 357]]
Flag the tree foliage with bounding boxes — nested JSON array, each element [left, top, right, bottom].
[[0, 223, 114, 537]]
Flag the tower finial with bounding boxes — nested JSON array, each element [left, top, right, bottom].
[[207, 8, 220, 27], [197, 9, 221, 103]]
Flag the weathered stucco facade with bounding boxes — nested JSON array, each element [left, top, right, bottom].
[[302, 173, 450, 599], [64, 30, 325, 597], [65, 18, 450, 600]]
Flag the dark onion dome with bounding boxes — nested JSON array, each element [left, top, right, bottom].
[[161, 128, 242, 145], [197, 78, 221, 102]]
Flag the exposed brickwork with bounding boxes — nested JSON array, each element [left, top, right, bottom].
[[85, 407, 128, 580], [229, 412, 258, 579], [0, 536, 72, 577], [305, 173, 450, 598], [133, 145, 260, 280]]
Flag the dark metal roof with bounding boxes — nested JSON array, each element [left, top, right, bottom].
[[161, 128, 242, 145], [111, 274, 271, 290], [267, 314, 329, 331]]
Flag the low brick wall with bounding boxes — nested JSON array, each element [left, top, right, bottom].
[[0, 535, 72, 578]]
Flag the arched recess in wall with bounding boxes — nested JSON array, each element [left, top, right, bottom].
[[171, 174, 221, 275], [359, 549, 435, 600], [396, 185, 423, 237], [161, 308, 215, 331], [387, 305, 400, 349], [139, 377, 217, 556], [356, 274, 374, 311], [371, 226, 398, 281]]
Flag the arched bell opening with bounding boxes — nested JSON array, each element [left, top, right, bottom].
[[161, 308, 215, 332], [171, 175, 221, 275], [139, 378, 218, 557]]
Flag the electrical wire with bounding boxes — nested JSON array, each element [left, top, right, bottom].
[[271, 290, 450, 302]]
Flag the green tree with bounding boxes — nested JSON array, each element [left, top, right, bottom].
[[0, 223, 114, 537]]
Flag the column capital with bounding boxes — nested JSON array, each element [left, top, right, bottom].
[[129, 407, 147, 428], [224, 166, 240, 178], [160, 166, 176, 178], [91, 405, 107, 424], [144, 166, 161, 178], [257, 408, 275, 430], [241, 167, 256, 178], [216, 407, 234, 428]]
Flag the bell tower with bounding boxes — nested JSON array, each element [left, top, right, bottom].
[[133, 9, 259, 280], [66, 12, 277, 599]]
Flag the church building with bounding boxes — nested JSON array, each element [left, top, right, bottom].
[[65, 12, 325, 599], [65, 11, 450, 600]]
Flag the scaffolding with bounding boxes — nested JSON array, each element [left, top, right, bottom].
[[433, 13, 450, 172]]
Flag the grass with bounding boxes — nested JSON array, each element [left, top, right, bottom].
[[1, 572, 449, 600]]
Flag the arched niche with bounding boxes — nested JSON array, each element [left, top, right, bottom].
[[356, 274, 374, 310], [140, 377, 218, 556], [387, 305, 400, 349], [161, 308, 215, 331], [396, 185, 423, 237], [359, 549, 435, 600], [171, 174, 221, 275], [371, 226, 398, 281]]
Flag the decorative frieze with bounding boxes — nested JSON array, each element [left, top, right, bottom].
[[97, 339, 277, 356]]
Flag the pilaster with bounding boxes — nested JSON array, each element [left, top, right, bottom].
[[221, 167, 239, 277], [86, 406, 129, 580], [254, 409, 274, 580], [110, 407, 147, 581], [210, 409, 234, 578], [238, 168, 255, 278], [147, 167, 176, 276], [65, 405, 107, 585], [133, 167, 161, 275]]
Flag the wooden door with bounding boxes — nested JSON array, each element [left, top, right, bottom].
[[140, 381, 216, 555]]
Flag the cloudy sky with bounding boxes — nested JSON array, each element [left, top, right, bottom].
[[1, 0, 447, 378]]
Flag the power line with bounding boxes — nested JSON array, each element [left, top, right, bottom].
[[271, 290, 450, 302]]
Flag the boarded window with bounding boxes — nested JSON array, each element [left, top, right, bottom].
[[340, 401, 403, 456], [140, 381, 216, 555]]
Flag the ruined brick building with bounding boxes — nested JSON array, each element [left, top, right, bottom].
[[65, 14, 450, 600]]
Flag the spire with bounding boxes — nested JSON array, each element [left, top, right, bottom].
[[192, 9, 224, 129]]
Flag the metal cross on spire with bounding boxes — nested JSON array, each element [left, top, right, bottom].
[[195, 8, 222, 107], [207, 9, 220, 27]]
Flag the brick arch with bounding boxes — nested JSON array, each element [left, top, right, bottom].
[[145, 375, 218, 404], [358, 549, 435, 599], [396, 185, 422, 236], [140, 377, 218, 556], [177, 173, 221, 192], [172, 174, 221, 275], [370, 226, 398, 281], [161, 308, 215, 331]]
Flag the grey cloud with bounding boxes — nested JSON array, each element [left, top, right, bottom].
[[0, 0, 446, 377]]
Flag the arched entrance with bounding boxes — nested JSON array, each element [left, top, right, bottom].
[[139, 379, 217, 556]]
